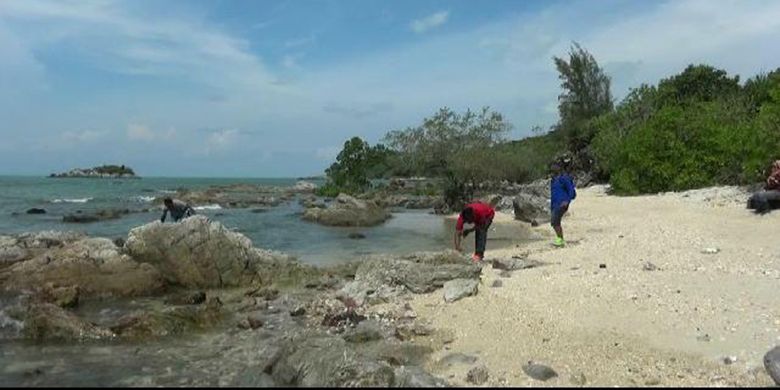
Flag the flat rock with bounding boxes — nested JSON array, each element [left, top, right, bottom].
[[492, 257, 544, 271], [438, 353, 478, 367], [443, 278, 479, 303], [302, 193, 391, 227], [522, 361, 558, 381]]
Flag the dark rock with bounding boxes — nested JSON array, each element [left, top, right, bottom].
[[26, 208, 46, 214], [466, 365, 489, 385], [530, 220, 539, 227], [247, 314, 265, 329], [322, 309, 366, 328], [63, 209, 130, 223], [443, 278, 478, 303], [289, 306, 306, 317], [113, 237, 126, 247], [250, 208, 268, 213], [643, 262, 658, 271], [599, 264, 607, 269], [491, 280, 503, 288], [522, 361, 558, 381], [348, 233, 366, 239], [764, 345, 780, 385]]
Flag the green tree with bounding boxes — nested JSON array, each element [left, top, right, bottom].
[[553, 42, 613, 151], [322, 137, 373, 195]]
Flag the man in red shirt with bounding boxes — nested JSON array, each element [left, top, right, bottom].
[[454, 202, 495, 263]]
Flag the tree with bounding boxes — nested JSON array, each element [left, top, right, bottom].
[[323, 137, 373, 194], [384, 107, 511, 209], [553, 42, 613, 151]]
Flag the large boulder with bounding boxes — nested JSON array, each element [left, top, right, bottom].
[[339, 251, 481, 306], [124, 216, 306, 289], [302, 193, 391, 227], [0, 236, 164, 298], [291, 181, 318, 193], [512, 192, 550, 225], [443, 278, 479, 303]]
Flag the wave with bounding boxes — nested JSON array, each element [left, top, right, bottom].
[[194, 204, 222, 211], [133, 195, 156, 203], [51, 197, 93, 204]]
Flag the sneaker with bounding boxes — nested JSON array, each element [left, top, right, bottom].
[[553, 237, 565, 247], [471, 253, 483, 263]]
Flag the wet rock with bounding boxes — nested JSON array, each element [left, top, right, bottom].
[[643, 262, 658, 271], [466, 365, 489, 385], [0, 236, 165, 298], [22, 303, 115, 341], [443, 278, 478, 303], [348, 233, 366, 239], [491, 257, 544, 271], [63, 209, 130, 223], [270, 334, 396, 387], [522, 361, 558, 381], [394, 366, 448, 387], [26, 208, 46, 214], [343, 320, 383, 343], [111, 297, 223, 339], [165, 291, 207, 305], [764, 345, 780, 385], [491, 280, 503, 288], [302, 193, 391, 227], [124, 216, 307, 289]]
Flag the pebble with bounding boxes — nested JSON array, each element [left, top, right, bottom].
[[643, 262, 658, 271], [599, 264, 607, 269], [722, 356, 737, 365], [522, 361, 557, 381], [701, 248, 720, 254]]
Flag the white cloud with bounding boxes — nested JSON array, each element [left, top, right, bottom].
[[127, 124, 175, 142], [62, 130, 104, 143], [410, 11, 449, 34]]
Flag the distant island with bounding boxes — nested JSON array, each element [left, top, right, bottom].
[[49, 165, 138, 178]]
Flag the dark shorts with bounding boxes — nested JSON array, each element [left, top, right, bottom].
[[551, 206, 567, 227]]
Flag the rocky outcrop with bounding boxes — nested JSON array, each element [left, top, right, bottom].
[[765, 346, 780, 385], [302, 194, 391, 227], [163, 184, 292, 209], [62, 209, 132, 223], [49, 165, 136, 178], [124, 216, 308, 289], [511, 179, 550, 224], [339, 251, 481, 306], [0, 236, 165, 298], [110, 297, 224, 339], [291, 181, 317, 193]]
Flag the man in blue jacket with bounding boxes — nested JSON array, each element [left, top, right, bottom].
[[550, 163, 576, 247]]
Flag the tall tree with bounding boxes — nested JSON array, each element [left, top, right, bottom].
[[553, 42, 613, 151]]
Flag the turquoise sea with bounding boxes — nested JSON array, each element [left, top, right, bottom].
[[0, 176, 454, 265]]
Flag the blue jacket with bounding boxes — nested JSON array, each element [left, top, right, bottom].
[[550, 174, 576, 210]]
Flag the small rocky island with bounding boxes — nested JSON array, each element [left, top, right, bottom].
[[49, 165, 138, 178]]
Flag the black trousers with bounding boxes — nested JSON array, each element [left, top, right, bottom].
[[474, 220, 492, 256]]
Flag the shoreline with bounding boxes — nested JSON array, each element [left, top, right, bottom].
[[408, 185, 779, 386]]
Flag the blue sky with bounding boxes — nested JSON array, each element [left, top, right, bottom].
[[1, 0, 779, 177]]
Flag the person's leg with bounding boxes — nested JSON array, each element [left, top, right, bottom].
[[551, 208, 564, 246], [474, 225, 487, 260]]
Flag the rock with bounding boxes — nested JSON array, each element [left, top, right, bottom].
[[466, 365, 489, 385], [270, 334, 396, 387], [723, 356, 738, 365], [302, 193, 391, 227], [522, 361, 558, 381], [164, 291, 207, 305], [21, 303, 115, 341], [395, 366, 448, 387], [395, 321, 433, 341], [443, 278, 478, 303], [343, 320, 383, 343], [499, 270, 512, 278], [491, 257, 544, 271], [250, 208, 268, 213], [340, 251, 480, 306], [599, 264, 607, 269], [321, 309, 366, 328], [37, 284, 80, 308], [110, 297, 223, 339], [63, 209, 130, 223], [511, 180, 550, 223], [491, 280, 503, 288], [124, 216, 306, 289], [701, 247, 720, 254], [289, 306, 306, 317], [0, 236, 165, 298], [643, 262, 658, 271], [696, 334, 711, 342], [764, 346, 780, 385], [26, 208, 46, 214], [49, 165, 137, 178], [348, 233, 366, 239], [113, 237, 126, 247], [291, 181, 317, 193], [247, 314, 265, 329], [0, 236, 28, 265]]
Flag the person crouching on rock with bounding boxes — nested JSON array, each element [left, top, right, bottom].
[[161, 197, 196, 223], [550, 162, 576, 247], [454, 202, 495, 263]]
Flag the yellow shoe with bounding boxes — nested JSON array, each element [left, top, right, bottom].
[[553, 237, 565, 247]]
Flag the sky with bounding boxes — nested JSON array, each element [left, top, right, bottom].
[[1, 0, 779, 177]]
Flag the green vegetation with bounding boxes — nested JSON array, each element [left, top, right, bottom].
[[320, 42, 780, 201], [94, 165, 135, 176]]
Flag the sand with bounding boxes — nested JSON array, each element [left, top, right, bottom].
[[410, 185, 780, 386]]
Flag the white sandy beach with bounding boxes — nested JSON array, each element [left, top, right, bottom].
[[409, 185, 780, 386]]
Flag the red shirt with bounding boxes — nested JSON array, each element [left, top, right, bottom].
[[456, 202, 495, 231]]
